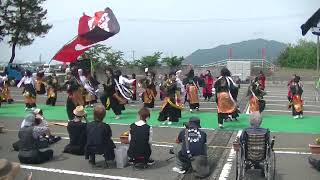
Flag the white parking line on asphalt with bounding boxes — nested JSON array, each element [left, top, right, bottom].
[[265, 95, 314, 99], [267, 103, 320, 108], [264, 109, 320, 114], [274, 151, 311, 155], [218, 130, 242, 180], [61, 137, 176, 148], [265, 99, 294, 102], [20, 165, 144, 180]]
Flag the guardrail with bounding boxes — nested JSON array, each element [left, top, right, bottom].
[[201, 59, 276, 70]]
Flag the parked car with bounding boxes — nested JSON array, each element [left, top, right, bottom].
[[5, 64, 24, 85]]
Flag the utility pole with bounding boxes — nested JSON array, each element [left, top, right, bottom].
[[317, 35, 319, 73], [132, 50, 135, 61]]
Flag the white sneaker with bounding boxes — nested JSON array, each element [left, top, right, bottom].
[[190, 109, 193, 113], [162, 121, 167, 125], [25, 107, 29, 111], [299, 115, 303, 119], [219, 124, 223, 128], [293, 115, 299, 119], [115, 115, 120, 120], [172, 167, 186, 174], [167, 121, 172, 125]]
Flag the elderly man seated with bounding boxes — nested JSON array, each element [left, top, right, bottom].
[[239, 112, 271, 176], [240, 112, 268, 139], [17, 113, 54, 164], [85, 105, 116, 165]]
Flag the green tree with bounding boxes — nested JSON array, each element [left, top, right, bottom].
[[79, 44, 124, 70], [104, 50, 124, 67], [136, 52, 162, 68], [162, 56, 184, 68], [0, 0, 52, 63], [278, 40, 317, 69]]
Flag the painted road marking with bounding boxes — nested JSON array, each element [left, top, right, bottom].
[[267, 103, 320, 108], [20, 165, 144, 180], [274, 151, 311, 155], [218, 130, 242, 180], [265, 96, 315, 100], [264, 109, 320, 114]]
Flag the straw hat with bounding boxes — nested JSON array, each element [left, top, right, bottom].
[[73, 106, 86, 117], [0, 159, 20, 179]]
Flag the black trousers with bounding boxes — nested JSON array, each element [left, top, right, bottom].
[[292, 106, 303, 116], [25, 103, 37, 108], [46, 97, 57, 106], [100, 95, 122, 115], [18, 150, 53, 164], [218, 111, 239, 125], [178, 151, 192, 171], [203, 93, 212, 100]]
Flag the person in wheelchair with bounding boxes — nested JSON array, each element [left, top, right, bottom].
[[239, 112, 274, 176], [127, 107, 155, 166]]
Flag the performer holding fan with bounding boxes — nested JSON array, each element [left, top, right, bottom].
[[158, 71, 183, 125], [140, 69, 157, 109], [289, 76, 304, 119], [248, 76, 266, 113], [100, 68, 127, 120], [17, 70, 37, 110]]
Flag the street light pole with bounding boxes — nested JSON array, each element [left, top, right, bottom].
[[317, 35, 320, 73]]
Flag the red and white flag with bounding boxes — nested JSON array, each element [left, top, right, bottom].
[[52, 7, 120, 63]]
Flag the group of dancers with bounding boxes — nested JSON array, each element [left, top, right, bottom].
[[1, 64, 306, 127]]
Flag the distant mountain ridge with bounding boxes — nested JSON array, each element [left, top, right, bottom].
[[185, 39, 287, 65]]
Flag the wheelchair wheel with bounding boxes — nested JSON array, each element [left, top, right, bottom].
[[236, 150, 245, 180], [266, 151, 276, 180]]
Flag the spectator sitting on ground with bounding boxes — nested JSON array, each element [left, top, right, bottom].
[[64, 106, 87, 155], [17, 113, 54, 164], [309, 155, 320, 171], [127, 107, 154, 165], [172, 117, 208, 177], [12, 109, 61, 151], [32, 108, 61, 144], [85, 105, 116, 165]]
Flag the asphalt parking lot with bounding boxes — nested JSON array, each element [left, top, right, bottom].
[[1, 82, 320, 180]]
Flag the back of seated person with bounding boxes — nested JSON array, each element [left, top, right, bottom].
[[127, 107, 154, 165], [240, 112, 266, 141], [85, 105, 115, 164], [172, 117, 208, 176], [18, 114, 53, 164], [64, 106, 87, 155]]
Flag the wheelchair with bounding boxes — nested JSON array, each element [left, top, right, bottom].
[[234, 128, 275, 180]]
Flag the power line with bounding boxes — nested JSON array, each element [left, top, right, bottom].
[[48, 13, 309, 24]]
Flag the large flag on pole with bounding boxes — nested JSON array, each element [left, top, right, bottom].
[[52, 7, 120, 63]]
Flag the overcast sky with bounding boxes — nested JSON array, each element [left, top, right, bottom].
[[0, 0, 319, 63]]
